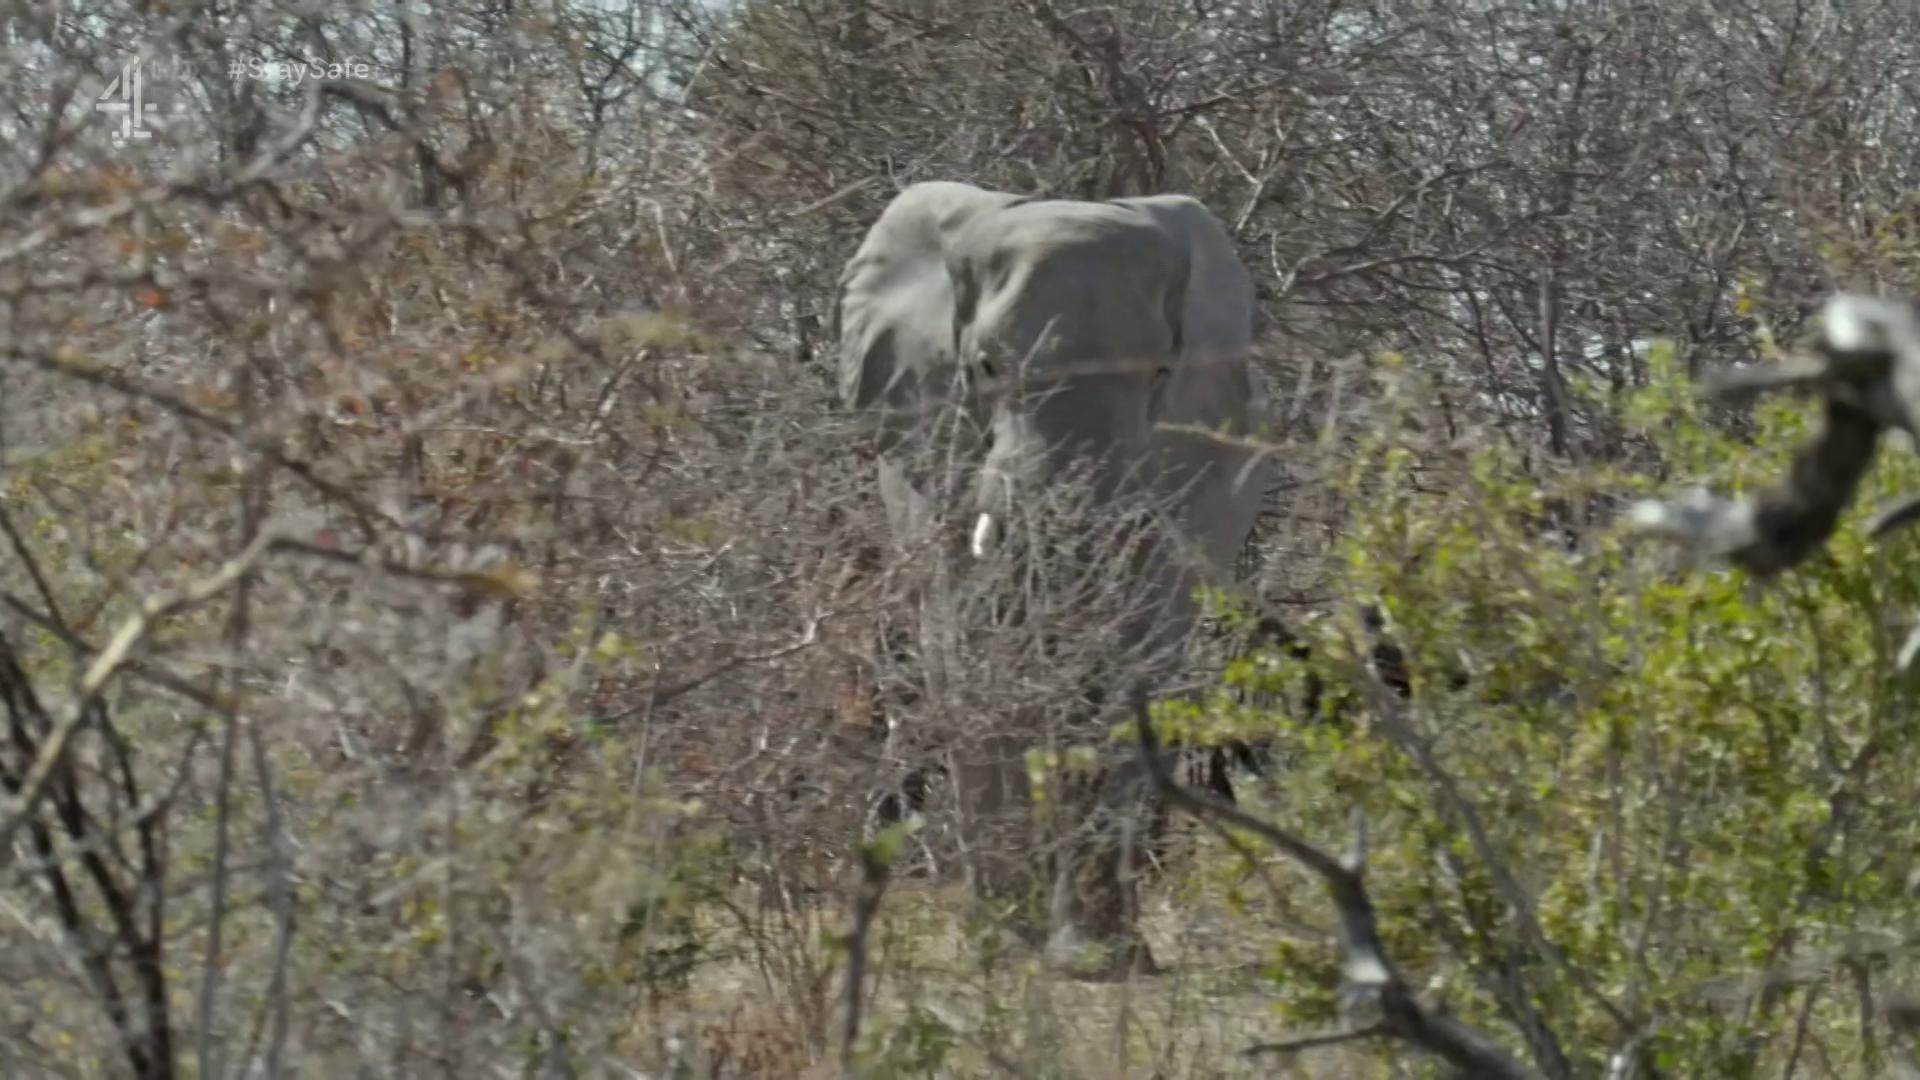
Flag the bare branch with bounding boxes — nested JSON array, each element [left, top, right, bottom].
[[0, 530, 278, 854], [1244, 1022, 1386, 1057], [1130, 684, 1546, 1080]]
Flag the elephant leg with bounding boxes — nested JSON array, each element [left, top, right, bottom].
[[1205, 746, 1241, 802], [866, 619, 921, 824], [1031, 635, 1183, 978], [941, 722, 1166, 979], [940, 690, 1172, 978], [947, 731, 1053, 939], [1044, 751, 1163, 980], [863, 608, 972, 879]]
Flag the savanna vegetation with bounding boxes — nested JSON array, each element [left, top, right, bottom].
[[4, 0, 1920, 1077]]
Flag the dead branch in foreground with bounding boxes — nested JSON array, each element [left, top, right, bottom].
[[1130, 683, 1545, 1080], [1627, 295, 1920, 582]]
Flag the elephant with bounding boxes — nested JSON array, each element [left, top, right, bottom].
[[833, 180, 1275, 977]]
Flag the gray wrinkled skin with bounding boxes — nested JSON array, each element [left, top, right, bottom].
[[835, 181, 1273, 976]]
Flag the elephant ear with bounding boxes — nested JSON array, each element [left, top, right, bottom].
[[1116, 193, 1256, 439], [834, 221, 901, 416], [831, 259, 874, 412], [1147, 364, 1174, 425], [838, 183, 1033, 441], [944, 240, 984, 382], [1146, 257, 1187, 426]]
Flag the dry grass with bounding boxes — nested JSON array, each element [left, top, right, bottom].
[[613, 779, 1381, 1079]]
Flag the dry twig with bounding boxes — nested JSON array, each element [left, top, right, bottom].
[[1130, 682, 1545, 1080]]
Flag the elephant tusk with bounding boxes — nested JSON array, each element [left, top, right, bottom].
[[971, 512, 998, 558]]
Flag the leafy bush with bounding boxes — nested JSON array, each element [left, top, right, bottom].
[[1172, 342, 1920, 1075]]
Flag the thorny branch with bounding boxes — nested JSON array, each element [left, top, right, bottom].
[[1, 344, 404, 537], [0, 530, 279, 855], [0, 527, 538, 853], [0, 631, 175, 1078]]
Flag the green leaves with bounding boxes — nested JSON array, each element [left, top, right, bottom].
[[860, 818, 923, 873], [1204, 343, 1920, 1071]]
